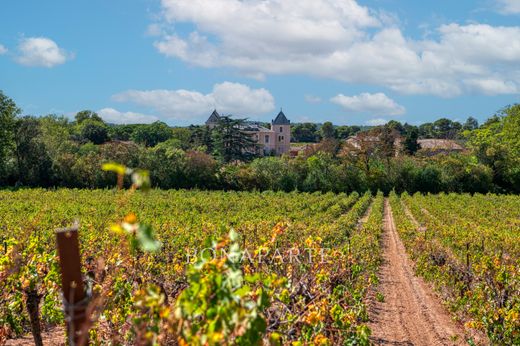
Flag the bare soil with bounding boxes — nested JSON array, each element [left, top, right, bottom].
[[368, 199, 467, 345], [4, 326, 65, 346]]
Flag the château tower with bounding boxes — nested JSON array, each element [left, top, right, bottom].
[[271, 109, 291, 155]]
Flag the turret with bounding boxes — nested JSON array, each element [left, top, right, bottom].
[[271, 109, 291, 155]]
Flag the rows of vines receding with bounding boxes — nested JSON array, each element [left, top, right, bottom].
[[390, 192, 519, 345], [0, 179, 384, 345]]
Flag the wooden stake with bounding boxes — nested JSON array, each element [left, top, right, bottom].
[[56, 225, 89, 345], [466, 242, 470, 271]]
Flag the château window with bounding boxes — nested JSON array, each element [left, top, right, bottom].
[[280, 127, 283, 132], [265, 135, 269, 143]]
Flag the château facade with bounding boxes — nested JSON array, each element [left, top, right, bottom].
[[205, 110, 291, 155]]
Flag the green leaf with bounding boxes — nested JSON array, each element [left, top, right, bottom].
[[136, 224, 161, 252], [132, 169, 151, 191]]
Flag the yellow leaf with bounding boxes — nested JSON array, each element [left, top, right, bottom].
[[102, 162, 127, 176]]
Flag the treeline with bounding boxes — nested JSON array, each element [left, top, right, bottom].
[[291, 117, 479, 143], [0, 91, 518, 194]]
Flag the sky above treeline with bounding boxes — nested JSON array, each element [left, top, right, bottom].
[[1, 0, 520, 126]]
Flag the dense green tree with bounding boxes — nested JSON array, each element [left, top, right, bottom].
[[189, 125, 213, 152], [0, 91, 20, 181], [320, 121, 336, 139], [250, 156, 296, 191], [131, 122, 172, 147], [170, 127, 193, 150], [13, 117, 53, 186], [291, 123, 319, 142], [80, 119, 109, 144], [432, 118, 462, 139], [335, 126, 352, 139], [463, 117, 479, 131], [212, 116, 258, 162], [403, 128, 420, 155], [466, 104, 520, 192], [75, 110, 103, 124], [303, 152, 336, 192], [109, 124, 139, 141], [418, 122, 435, 138], [387, 120, 405, 135]]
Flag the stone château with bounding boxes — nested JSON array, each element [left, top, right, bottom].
[[205, 109, 291, 155]]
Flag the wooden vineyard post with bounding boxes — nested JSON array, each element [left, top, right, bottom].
[[56, 225, 89, 346], [466, 242, 470, 271]]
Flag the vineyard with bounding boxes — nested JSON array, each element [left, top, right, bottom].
[[0, 185, 518, 344]]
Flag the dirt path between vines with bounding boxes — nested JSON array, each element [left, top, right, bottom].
[[368, 199, 466, 345]]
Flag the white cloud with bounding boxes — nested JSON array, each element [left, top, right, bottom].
[[112, 82, 275, 120], [146, 23, 163, 37], [305, 95, 322, 104], [0, 44, 7, 55], [331, 92, 406, 116], [16, 37, 73, 67], [366, 118, 388, 126], [152, 0, 520, 97], [496, 0, 520, 14], [98, 108, 159, 124]]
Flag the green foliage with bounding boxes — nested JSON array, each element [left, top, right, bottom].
[[0, 188, 384, 344], [131, 122, 173, 147], [403, 128, 420, 155], [0, 91, 20, 180], [465, 104, 520, 192], [212, 116, 258, 162], [320, 121, 336, 139], [0, 91, 518, 194], [175, 230, 270, 345], [13, 116, 53, 186], [79, 119, 109, 144], [291, 123, 319, 142], [75, 110, 103, 124]]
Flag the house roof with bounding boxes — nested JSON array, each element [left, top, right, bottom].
[[272, 110, 290, 125], [417, 139, 464, 151], [241, 124, 272, 132], [205, 110, 221, 124]]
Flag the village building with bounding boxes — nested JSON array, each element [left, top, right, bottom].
[[417, 139, 465, 156], [205, 109, 291, 156]]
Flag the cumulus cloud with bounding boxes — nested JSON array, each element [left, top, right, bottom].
[[16, 37, 73, 67], [331, 92, 405, 116], [98, 108, 159, 124], [0, 44, 7, 55], [496, 0, 520, 14], [112, 82, 275, 120], [152, 0, 520, 97]]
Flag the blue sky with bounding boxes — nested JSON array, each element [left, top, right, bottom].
[[1, 0, 519, 126]]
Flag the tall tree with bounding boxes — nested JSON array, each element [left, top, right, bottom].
[[0, 91, 20, 180], [212, 116, 257, 162], [387, 120, 405, 135], [80, 120, 110, 144], [403, 128, 420, 155], [463, 116, 479, 131], [432, 118, 462, 139], [291, 123, 319, 142], [466, 105, 520, 192], [14, 117, 53, 185], [75, 110, 103, 124], [320, 121, 336, 139], [131, 122, 172, 147]]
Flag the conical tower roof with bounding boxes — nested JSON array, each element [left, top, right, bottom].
[[205, 109, 221, 124], [272, 109, 290, 125]]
